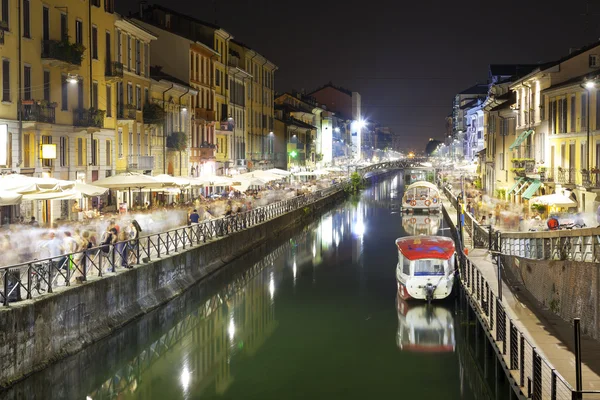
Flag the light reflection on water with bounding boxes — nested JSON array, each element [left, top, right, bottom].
[[3, 172, 503, 400]]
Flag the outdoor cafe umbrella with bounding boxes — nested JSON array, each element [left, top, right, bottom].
[[0, 190, 23, 206], [93, 172, 167, 208], [530, 193, 577, 208]]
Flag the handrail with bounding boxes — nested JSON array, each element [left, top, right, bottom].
[[443, 202, 600, 400], [0, 182, 346, 306]]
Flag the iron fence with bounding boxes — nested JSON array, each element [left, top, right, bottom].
[[443, 201, 600, 400], [0, 183, 345, 306], [501, 230, 600, 263]]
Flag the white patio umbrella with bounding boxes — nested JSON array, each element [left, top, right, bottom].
[[152, 174, 191, 187], [265, 168, 291, 176], [0, 190, 23, 205], [73, 182, 109, 197], [530, 193, 577, 207], [92, 172, 165, 190]]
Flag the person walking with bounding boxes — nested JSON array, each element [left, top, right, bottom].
[[189, 209, 200, 224]]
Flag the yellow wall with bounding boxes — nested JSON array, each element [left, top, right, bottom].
[[215, 133, 228, 162]]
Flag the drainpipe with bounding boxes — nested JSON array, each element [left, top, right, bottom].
[[17, 0, 22, 168], [178, 87, 190, 176], [162, 82, 174, 174]]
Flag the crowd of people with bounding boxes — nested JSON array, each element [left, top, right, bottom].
[[0, 177, 340, 268]]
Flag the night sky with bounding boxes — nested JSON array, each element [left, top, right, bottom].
[[120, 0, 600, 151]]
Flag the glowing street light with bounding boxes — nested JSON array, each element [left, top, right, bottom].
[[585, 81, 596, 89]]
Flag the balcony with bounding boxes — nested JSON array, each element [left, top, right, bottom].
[[105, 61, 123, 82], [557, 168, 576, 186], [20, 101, 56, 123], [217, 119, 234, 132], [190, 143, 216, 162], [118, 104, 138, 120], [127, 155, 155, 171], [73, 108, 105, 128], [193, 108, 216, 122], [41, 40, 84, 70]]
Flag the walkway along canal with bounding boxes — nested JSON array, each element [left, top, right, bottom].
[[1, 171, 510, 399], [442, 187, 600, 399]]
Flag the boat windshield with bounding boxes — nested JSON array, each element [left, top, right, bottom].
[[413, 259, 446, 276]]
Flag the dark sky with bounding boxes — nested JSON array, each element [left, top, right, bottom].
[[120, 0, 600, 151]]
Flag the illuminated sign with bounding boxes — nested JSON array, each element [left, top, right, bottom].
[[40, 144, 57, 159]]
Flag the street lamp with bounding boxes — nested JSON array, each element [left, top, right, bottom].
[[582, 80, 596, 171]]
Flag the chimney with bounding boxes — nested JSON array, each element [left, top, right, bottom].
[[139, 1, 147, 18]]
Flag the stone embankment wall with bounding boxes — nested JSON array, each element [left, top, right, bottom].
[[0, 187, 350, 388], [501, 256, 600, 339]]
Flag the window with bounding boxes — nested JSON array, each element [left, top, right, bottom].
[[215, 70, 220, 86], [77, 78, 84, 109], [127, 36, 131, 70], [2, 0, 9, 30], [414, 259, 445, 276], [401, 253, 410, 275], [118, 127, 123, 158], [582, 93, 588, 130], [104, 0, 114, 13], [23, 133, 31, 167], [128, 131, 133, 156], [22, 0, 29, 37], [590, 54, 600, 68], [116, 30, 122, 63], [571, 95, 576, 132], [60, 13, 67, 41], [92, 26, 98, 59], [144, 87, 149, 104], [23, 65, 31, 100], [41, 135, 51, 168], [136, 86, 141, 110], [581, 142, 587, 170], [43, 70, 50, 101], [91, 0, 100, 7], [106, 85, 112, 117], [92, 81, 98, 109], [42, 6, 49, 41], [105, 140, 111, 166], [75, 20, 83, 45], [137, 132, 140, 155], [2, 59, 9, 102], [77, 137, 84, 166], [144, 43, 149, 77], [0, 124, 9, 167], [560, 98, 567, 133], [127, 83, 133, 105], [91, 139, 98, 166], [135, 39, 140, 75], [60, 136, 68, 167], [61, 74, 67, 110]]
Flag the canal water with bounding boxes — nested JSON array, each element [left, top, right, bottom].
[[3, 172, 509, 400]]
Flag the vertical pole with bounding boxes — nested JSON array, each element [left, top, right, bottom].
[[574, 318, 583, 392], [497, 255, 503, 301]]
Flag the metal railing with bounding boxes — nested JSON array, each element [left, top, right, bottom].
[[0, 183, 345, 306], [500, 228, 600, 263], [441, 184, 495, 249], [443, 202, 600, 400]]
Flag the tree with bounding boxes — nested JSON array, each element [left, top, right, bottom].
[[425, 139, 442, 155], [167, 131, 188, 176]]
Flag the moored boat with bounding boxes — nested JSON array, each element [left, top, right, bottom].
[[402, 214, 441, 236], [401, 181, 441, 213], [395, 236, 456, 302]]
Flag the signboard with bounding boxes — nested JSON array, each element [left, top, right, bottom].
[[40, 144, 57, 159]]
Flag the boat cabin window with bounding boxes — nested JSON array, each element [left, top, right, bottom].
[[401, 252, 410, 275], [413, 259, 445, 276]]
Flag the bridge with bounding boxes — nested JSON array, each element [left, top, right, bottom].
[[358, 157, 431, 176]]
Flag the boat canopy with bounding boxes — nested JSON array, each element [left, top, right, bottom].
[[405, 181, 439, 193], [395, 236, 455, 261]]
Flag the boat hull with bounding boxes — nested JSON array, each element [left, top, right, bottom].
[[396, 267, 454, 301]]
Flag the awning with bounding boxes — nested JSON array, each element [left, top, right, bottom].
[[509, 130, 534, 150], [522, 179, 542, 200], [507, 178, 524, 195]]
